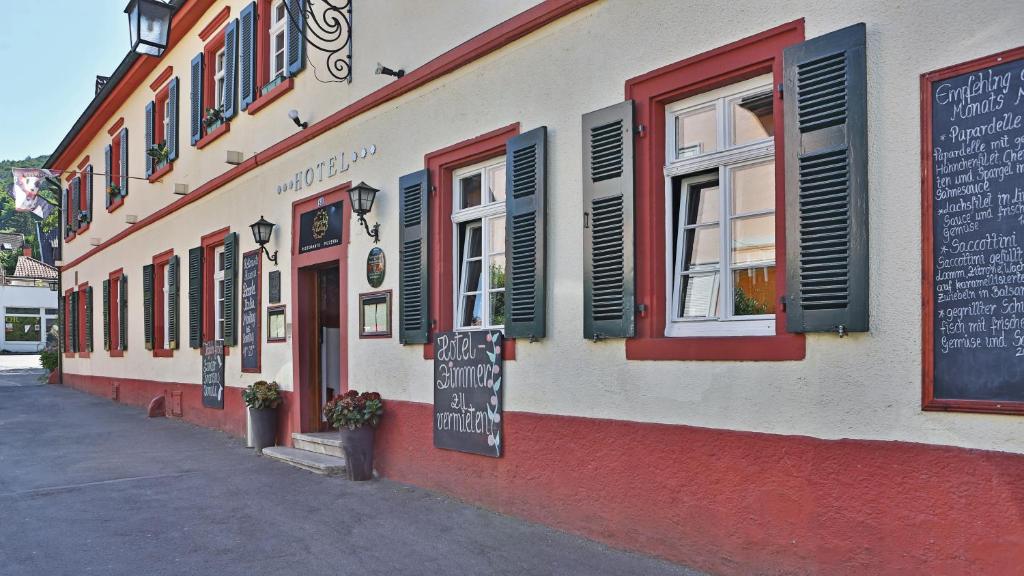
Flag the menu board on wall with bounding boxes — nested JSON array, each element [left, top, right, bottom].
[[241, 250, 261, 373], [923, 48, 1024, 412], [433, 330, 503, 457], [202, 340, 225, 409]]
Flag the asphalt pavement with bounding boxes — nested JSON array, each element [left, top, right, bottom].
[[0, 371, 702, 576]]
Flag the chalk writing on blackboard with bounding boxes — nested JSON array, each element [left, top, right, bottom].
[[433, 330, 503, 457], [241, 251, 261, 372], [202, 340, 225, 409]]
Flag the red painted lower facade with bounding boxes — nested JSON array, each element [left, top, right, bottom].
[[61, 373, 1024, 575]]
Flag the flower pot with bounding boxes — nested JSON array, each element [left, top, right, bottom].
[[339, 426, 375, 481], [249, 407, 278, 454]]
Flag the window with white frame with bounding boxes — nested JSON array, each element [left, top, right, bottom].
[[665, 74, 777, 337], [453, 158, 507, 329], [162, 263, 171, 349], [214, 245, 226, 341], [214, 47, 227, 111], [162, 97, 171, 145], [270, 0, 288, 81]]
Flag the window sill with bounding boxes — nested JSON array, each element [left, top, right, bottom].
[[75, 224, 90, 236], [107, 197, 125, 213], [148, 162, 174, 183], [78, 351, 90, 359], [64, 352, 75, 358], [423, 337, 516, 361], [154, 348, 174, 358], [110, 349, 124, 358], [196, 122, 230, 149], [246, 77, 294, 115], [65, 233, 76, 243], [625, 333, 805, 361]]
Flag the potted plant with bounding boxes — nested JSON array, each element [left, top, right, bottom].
[[323, 390, 384, 481], [107, 183, 121, 198], [146, 142, 170, 168], [204, 107, 224, 130], [242, 380, 283, 454], [78, 211, 90, 225]]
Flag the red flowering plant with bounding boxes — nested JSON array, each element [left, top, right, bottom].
[[322, 390, 384, 430]]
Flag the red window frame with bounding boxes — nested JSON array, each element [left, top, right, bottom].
[[422, 123, 520, 361], [77, 282, 90, 358], [201, 227, 230, 351], [152, 249, 174, 357], [247, 0, 295, 114], [63, 288, 75, 357], [109, 268, 124, 357], [623, 20, 806, 361], [108, 132, 124, 213], [64, 181, 76, 241], [196, 28, 231, 148], [154, 86, 170, 146], [76, 157, 91, 235]]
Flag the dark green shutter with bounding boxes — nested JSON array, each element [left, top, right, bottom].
[[145, 100, 155, 178], [168, 77, 180, 161], [582, 101, 635, 340], [398, 170, 429, 344], [61, 187, 69, 239], [119, 127, 129, 197], [85, 286, 94, 352], [168, 255, 180, 349], [285, 0, 305, 77], [104, 144, 112, 209], [102, 279, 110, 351], [239, 2, 257, 110], [70, 290, 79, 353], [119, 274, 128, 351], [504, 127, 547, 340], [189, 246, 203, 348], [223, 19, 238, 120], [143, 264, 154, 350], [190, 52, 203, 145], [70, 177, 81, 231], [222, 232, 239, 346], [84, 165, 93, 222], [783, 23, 868, 334]]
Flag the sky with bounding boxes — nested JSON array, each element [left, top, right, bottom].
[[0, 0, 129, 161]]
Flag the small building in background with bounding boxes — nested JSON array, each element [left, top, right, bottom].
[[0, 250, 58, 353]]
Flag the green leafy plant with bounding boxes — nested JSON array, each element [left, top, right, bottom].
[[40, 348, 59, 372], [146, 143, 170, 166], [323, 390, 384, 430], [204, 107, 224, 130], [242, 380, 283, 410], [107, 183, 122, 197], [734, 287, 770, 316]]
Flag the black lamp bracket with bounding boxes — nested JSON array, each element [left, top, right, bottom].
[[261, 245, 279, 266], [357, 214, 380, 244]]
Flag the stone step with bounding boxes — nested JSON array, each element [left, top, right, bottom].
[[292, 431, 345, 458], [261, 446, 346, 476]]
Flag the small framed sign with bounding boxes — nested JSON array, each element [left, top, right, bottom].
[[267, 305, 287, 342], [359, 291, 391, 338], [366, 247, 385, 288], [268, 270, 281, 304]]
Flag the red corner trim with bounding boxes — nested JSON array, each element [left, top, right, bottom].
[[198, 6, 231, 41], [106, 117, 125, 136], [76, 156, 91, 171], [246, 77, 294, 115], [196, 122, 230, 149], [148, 162, 174, 183], [149, 65, 174, 92]]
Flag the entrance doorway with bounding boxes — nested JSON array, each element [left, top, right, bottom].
[[316, 266, 340, 428]]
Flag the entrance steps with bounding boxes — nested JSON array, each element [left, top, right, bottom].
[[292, 432, 345, 458], [261, 432, 346, 476]]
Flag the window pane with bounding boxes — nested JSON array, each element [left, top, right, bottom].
[[676, 107, 717, 158], [463, 225, 482, 258], [6, 307, 39, 315], [733, 266, 776, 315], [489, 255, 506, 289], [44, 308, 58, 315], [490, 291, 506, 326], [732, 91, 774, 146], [460, 294, 482, 327], [682, 226, 720, 271], [731, 215, 775, 265], [463, 260, 482, 293], [731, 162, 775, 215], [678, 274, 719, 319], [460, 173, 482, 209], [275, 1, 285, 21], [489, 216, 505, 254], [488, 164, 506, 203], [685, 182, 719, 225], [5, 316, 40, 342]]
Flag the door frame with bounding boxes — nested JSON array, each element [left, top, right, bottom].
[[290, 182, 351, 434]]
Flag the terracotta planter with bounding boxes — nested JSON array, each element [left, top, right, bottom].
[[249, 407, 278, 454], [339, 426, 375, 481]]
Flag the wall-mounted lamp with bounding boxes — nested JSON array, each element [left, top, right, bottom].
[[348, 182, 381, 244], [288, 109, 308, 129], [124, 0, 173, 57], [125, 214, 139, 225], [173, 183, 189, 195], [249, 216, 278, 266], [226, 150, 244, 165], [375, 62, 405, 79]]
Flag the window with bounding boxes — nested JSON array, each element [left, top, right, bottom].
[[5, 315, 40, 342], [109, 270, 124, 356], [452, 158, 507, 330], [665, 75, 776, 337], [108, 132, 124, 212], [269, 0, 287, 81], [163, 263, 171, 347], [214, 245, 226, 341], [214, 47, 227, 111]]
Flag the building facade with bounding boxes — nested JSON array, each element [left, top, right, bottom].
[[49, 1, 1024, 574], [1, 254, 58, 353]]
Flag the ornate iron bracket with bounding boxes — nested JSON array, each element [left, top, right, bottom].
[[285, 0, 353, 84]]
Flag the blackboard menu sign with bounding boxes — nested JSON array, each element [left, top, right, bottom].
[[202, 340, 225, 409], [433, 330, 503, 457], [922, 47, 1024, 413], [240, 250, 261, 373], [269, 270, 281, 304], [298, 201, 343, 254]]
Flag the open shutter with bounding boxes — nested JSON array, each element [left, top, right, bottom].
[[189, 247, 203, 348], [102, 279, 110, 351], [70, 290, 79, 353], [144, 100, 155, 178], [239, 2, 257, 111], [582, 101, 635, 340], [784, 23, 868, 334], [104, 144, 112, 209], [119, 127, 129, 197], [85, 286, 94, 353], [167, 77, 180, 161], [398, 170, 429, 344], [61, 187, 69, 239], [504, 127, 547, 340], [223, 19, 238, 120], [168, 255, 180, 349], [222, 232, 239, 346], [119, 274, 128, 351], [190, 53, 204, 146], [143, 264, 154, 350], [70, 177, 81, 231], [285, 0, 306, 77], [84, 165, 93, 222]]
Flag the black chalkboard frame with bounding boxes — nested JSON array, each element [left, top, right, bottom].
[[921, 45, 1024, 415]]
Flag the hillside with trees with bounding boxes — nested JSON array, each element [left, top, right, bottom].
[[0, 155, 50, 271]]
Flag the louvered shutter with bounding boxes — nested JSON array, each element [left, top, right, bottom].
[[119, 127, 129, 197], [119, 274, 128, 351], [223, 19, 238, 120], [783, 23, 868, 334], [166, 78, 180, 162], [143, 264, 154, 350], [102, 279, 110, 351], [189, 246, 204, 348], [70, 290, 79, 353], [61, 187, 69, 239], [70, 177, 81, 231], [239, 2, 257, 111], [85, 286, 94, 352], [84, 165, 93, 222], [190, 53, 203, 146], [504, 127, 547, 340], [104, 144, 112, 209], [582, 101, 635, 340], [398, 170, 429, 344], [168, 255, 180, 349], [285, 0, 305, 77], [145, 100, 155, 178], [222, 231, 239, 346]]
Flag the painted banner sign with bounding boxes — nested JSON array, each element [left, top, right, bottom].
[[202, 340, 225, 409], [298, 200, 343, 254], [10, 168, 56, 219], [433, 330, 503, 457], [240, 250, 261, 372]]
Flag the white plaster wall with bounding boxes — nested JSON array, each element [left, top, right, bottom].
[[62, 0, 1024, 454]]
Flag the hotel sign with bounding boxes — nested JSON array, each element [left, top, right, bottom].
[[298, 201, 343, 254], [276, 144, 377, 195]]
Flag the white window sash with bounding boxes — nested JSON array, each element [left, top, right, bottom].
[[452, 158, 506, 330]]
